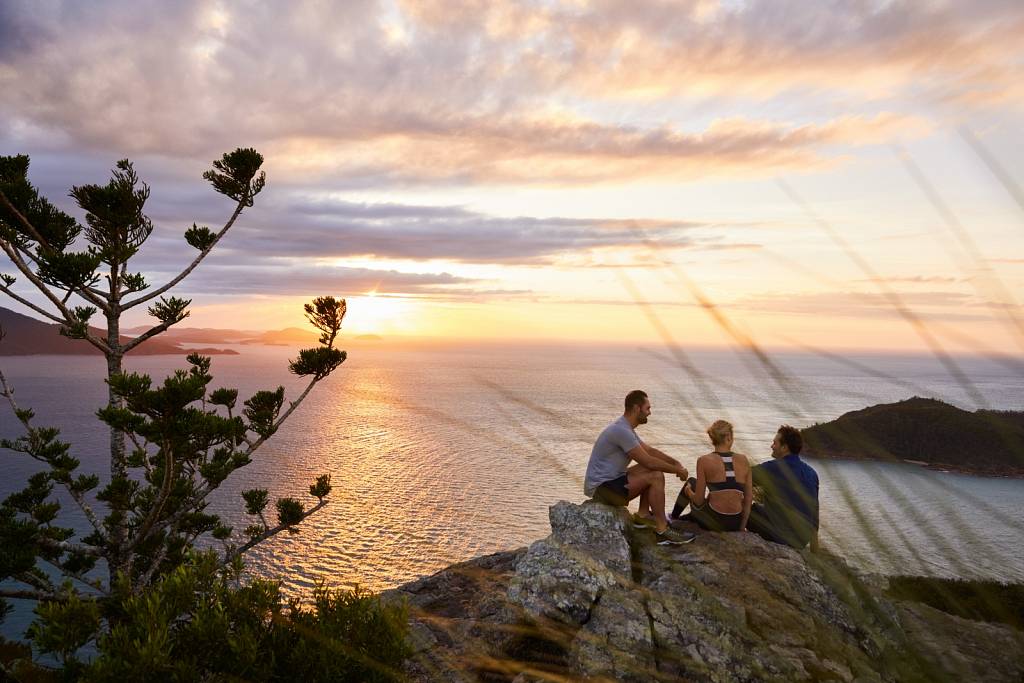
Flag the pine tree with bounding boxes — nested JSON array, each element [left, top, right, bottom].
[[0, 150, 350, 665]]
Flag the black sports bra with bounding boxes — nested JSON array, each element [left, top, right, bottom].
[[707, 451, 745, 493]]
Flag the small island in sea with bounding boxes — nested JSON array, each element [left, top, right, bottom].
[[802, 396, 1024, 478], [0, 306, 237, 356]]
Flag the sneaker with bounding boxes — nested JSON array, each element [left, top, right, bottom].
[[667, 516, 690, 531], [631, 514, 658, 529], [655, 527, 696, 545]]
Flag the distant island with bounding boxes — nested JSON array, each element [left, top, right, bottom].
[[240, 327, 319, 346], [122, 325, 381, 346], [1, 306, 378, 355], [802, 396, 1024, 478], [0, 306, 237, 356]]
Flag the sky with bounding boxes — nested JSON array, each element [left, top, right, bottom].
[[1, 0, 1024, 352]]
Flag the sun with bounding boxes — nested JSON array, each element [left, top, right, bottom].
[[346, 294, 415, 335]]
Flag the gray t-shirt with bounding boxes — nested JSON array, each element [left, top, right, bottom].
[[584, 416, 641, 496]]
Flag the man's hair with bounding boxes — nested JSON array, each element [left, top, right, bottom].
[[624, 390, 648, 411], [777, 425, 803, 454], [706, 419, 733, 446]]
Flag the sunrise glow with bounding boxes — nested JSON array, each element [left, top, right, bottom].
[[1, 1, 1022, 353]]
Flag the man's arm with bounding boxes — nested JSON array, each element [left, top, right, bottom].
[[639, 440, 685, 470], [629, 443, 687, 479]]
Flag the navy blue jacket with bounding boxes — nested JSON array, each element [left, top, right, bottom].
[[752, 454, 819, 547]]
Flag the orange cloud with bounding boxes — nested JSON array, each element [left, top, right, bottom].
[[264, 110, 929, 184]]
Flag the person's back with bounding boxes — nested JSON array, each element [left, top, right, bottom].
[[584, 415, 638, 499], [670, 420, 753, 532], [698, 450, 750, 515], [754, 455, 818, 544]]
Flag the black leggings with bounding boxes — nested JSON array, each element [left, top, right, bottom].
[[671, 478, 743, 532]]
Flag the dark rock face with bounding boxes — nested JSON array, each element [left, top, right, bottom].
[[388, 501, 1024, 682]]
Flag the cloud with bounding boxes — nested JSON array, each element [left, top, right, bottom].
[[0, 3, 50, 62], [0, 0, 967, 188], [120, 191, 719, 266], [855, 275, 964, 284], [255, 111, 928, 185], [734, 289, 1013, 321], [514, 0, 1024, 105], [152, 262, 477, 297]]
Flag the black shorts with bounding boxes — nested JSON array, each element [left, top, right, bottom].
[[594, 474, 630, 506]]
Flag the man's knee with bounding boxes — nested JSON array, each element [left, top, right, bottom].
[[643, 469, 665, 486], [628, 468, 660, 492]]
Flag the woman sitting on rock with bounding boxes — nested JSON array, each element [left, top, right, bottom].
[[670, 419, 752, 532]]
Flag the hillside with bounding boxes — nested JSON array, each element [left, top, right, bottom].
[[240, 327, 319, 345], [385, 501, 1024, 682], [0, 307, 236, 356], [122, 325, 259, 344], [802, 397, 1024, 477], [123, 325, 321, 346]]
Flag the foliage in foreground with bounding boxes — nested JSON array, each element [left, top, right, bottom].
[[2, 553, 411, 682], [0, 149, 353, 671], [887, 575, 1024, 631]]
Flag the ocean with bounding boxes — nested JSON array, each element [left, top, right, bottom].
[[2, 341, 1023, 629]]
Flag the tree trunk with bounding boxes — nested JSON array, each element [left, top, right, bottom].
[[105, 270, 128, 584]]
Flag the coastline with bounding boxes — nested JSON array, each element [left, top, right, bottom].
[[803, 452, 1024, 480]]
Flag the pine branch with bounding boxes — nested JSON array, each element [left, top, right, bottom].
[[123, 440, 176, 556], [0, 239, 111, 353], [13, 570, 54, 593], [0, 368, 108, 541], [223, 498, 328, 565], [135, 545, 170, 593], [242, 376, 319, 458], [36, 537, 103, 558], [38, 558, 108, 596], [0, 284, 65, 323], [0, 188, 54, 250], [144, 488, 212, 542], [0, 189, 109, 311], [122, 199, 246, 310], [126, 432, 154, 479], [162, 378, 325, 535], [0, 588, 60, 601], [121, 318, 176, 353]]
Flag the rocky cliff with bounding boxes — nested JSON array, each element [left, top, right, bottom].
[[385, 501, 1024, 682]]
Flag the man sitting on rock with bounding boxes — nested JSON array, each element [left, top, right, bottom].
[[747, 425, 820, 551], [584, 390, 695, 545]]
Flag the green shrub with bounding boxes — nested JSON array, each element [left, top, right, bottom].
[[30, 552, 411, 682]]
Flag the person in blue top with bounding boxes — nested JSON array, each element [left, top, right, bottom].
[[747, 425, 820, 551]]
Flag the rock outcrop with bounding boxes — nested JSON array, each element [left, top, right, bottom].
[[385, 501, 1024, 682]]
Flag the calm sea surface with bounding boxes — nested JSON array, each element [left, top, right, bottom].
[[2, 342, 1023, 635]]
